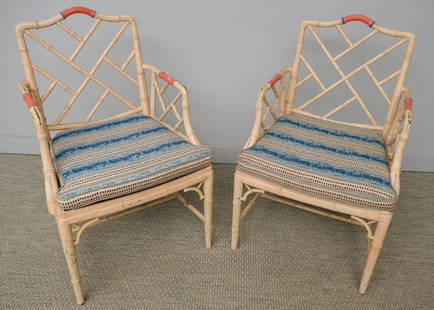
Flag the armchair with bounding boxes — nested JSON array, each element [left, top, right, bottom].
[[231, 15, 415, 294], [16, 7, 213, 304]]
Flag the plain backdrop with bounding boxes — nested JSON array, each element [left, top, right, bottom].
[[1, 0, 433, 171]]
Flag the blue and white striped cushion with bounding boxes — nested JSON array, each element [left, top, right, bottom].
[[52, 114, 212, 210], [237, 113, 397, 210]]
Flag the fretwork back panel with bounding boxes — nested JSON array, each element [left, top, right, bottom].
[[19, 14, 146, 130], [287, 20, 414, 130]]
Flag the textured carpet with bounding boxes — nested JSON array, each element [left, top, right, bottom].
[[0, 154, 433, 309]]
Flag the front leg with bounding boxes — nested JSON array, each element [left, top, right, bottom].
[[57, 222, 85, 304]]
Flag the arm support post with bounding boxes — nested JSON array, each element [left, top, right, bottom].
[[389, 87, 413, 194], [244, 67, 292, 149], [19, 81, 60, 215]]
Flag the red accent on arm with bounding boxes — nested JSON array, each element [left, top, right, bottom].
[[342, 15, 375, 27], [268, 73, 282, 87], [60, 7, 96, 19], [159, 72, 175, 85], [23, 93, 36, 108], [404, 97, 413, 110]]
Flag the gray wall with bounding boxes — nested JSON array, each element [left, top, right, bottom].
[[1, 0, 433, 171]]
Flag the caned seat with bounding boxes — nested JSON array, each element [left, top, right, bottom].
[[237, 112, 397, 210], [52, 114, 212, 210]]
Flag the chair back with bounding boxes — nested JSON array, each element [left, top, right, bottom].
[[286, 15, 415, 137], [16, 6, 148, 131]]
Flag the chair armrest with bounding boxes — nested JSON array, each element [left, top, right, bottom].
[[19, 80, 60, 215], [389, 88, 413, 193], [143, 64, 201, 145], [243, 66, 292, 149]]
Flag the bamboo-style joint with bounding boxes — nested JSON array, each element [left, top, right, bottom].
[[404, 97, 413, 110], [22, 93, 36, 108], [241, 188, 264, 201], [159, 71, 175, 85], [351, 216, 376, 241], [184, 182, 205, 200], [19, 80, 31, 93], [268, 73, 282, 86], [60, 7, 96, 19], [342, 14, 375, 27]]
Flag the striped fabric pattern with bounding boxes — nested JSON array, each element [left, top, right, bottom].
[[237, 113, 398, 210], [52, 114, 212, 210]]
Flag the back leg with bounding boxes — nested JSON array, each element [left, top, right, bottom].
[[359, 216, 392, 294], [231, 175, 244, 249], [203, 175, 213, 249]]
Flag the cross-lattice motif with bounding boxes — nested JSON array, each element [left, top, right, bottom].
[[152, 74, 183, 127], [290, 23, 410, 128], [145, 66, 190, 141], [259, 69, 291, 132], [24, 19, 142, 128]]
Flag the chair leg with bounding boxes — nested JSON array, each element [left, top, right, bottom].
[[57, 222, 85, 305], [203, 175, 213, 249], [359, 216, 392, 294], [231, 175, 243, 250]]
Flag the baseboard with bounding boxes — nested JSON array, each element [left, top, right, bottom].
[[402, 152, 434, 172], [209, 145, 239, 163], [0, 135, 39, 154]]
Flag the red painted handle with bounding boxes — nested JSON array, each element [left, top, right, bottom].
[[268, 73, 282, 86], [159, 72, 176, 85], [404, 97, 413, 110], [342, 15, 375, 27], [23, 93, 36, 108], [60, 7, 96, 19]]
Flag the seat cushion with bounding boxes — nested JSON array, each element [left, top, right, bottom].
[[237, 113, 398, 210], [52, 114, 212, 210]]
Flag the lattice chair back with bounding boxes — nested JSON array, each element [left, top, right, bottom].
[[285, 15, 415, 139], [16, 7, 149, 131]]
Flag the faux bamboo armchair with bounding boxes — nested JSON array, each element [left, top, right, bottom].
[[232, 15, 415, 293], [16, 7, 213, 304]]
